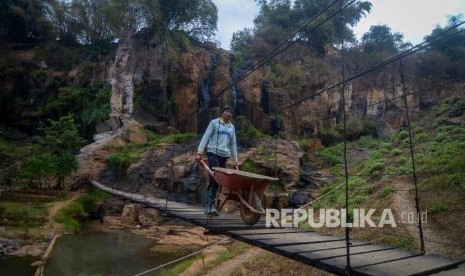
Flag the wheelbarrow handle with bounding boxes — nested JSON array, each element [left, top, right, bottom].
[[198, 159, 240, 176], [198, 159, 214, 177]]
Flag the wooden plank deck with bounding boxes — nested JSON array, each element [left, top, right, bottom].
[[91, 181, 464, 275]]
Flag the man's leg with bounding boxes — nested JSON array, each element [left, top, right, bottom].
[[205, 153, 221, 215]]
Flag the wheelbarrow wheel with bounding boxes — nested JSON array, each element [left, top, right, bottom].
[[240, 191, 262, 225]]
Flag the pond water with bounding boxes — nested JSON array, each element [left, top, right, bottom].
[[0, 255, 38, 276], [43, 221, 183, 276]]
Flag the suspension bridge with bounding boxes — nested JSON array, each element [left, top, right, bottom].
[[91, 181, 464, 275], [84, 1, 465, 275]]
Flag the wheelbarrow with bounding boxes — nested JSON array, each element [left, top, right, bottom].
[[198, 160, 279, 225]]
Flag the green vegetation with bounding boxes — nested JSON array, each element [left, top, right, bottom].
[[107, 132, 196, 177], [306, 96, 465, 254], [239, 158, 259, 173], [54, 202, 86, 232], [237, 125, 269, 141], [0, 137, 15, 159], [163, 256, 200, 276], [0, 200, 49, 238], [0, 202, 47, 226], [107, 153, 135, 178], [54, 188, 110, 232], [149, 133, 197, 144], [19, 115, 81, 189], [379, 186, 395, 197], [162, 240, 251, 276], [76, 188, 111, 213]]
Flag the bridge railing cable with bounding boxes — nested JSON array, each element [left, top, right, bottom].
[[132, 237, 231, 276]]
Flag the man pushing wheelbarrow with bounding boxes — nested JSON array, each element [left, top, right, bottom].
[[195, 106, 278, 225], [195, 105, 238, 216]]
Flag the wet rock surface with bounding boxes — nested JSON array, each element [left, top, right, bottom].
[[0, 238, 21, 255]]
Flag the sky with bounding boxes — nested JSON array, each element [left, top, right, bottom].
[[212, 0, 465, 50]]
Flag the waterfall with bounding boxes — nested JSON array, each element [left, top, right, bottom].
[[229, 54, 244, 116], [231, 83, 237, 111], [198, 53, 219, 133]]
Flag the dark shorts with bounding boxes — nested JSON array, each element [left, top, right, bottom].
[[207, 152, 228, 189]]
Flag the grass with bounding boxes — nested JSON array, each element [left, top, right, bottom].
[[428, 200, 448, 214], [54, 202, 86, 232], [146, 132, 196, 145], [107, 132, 196, 177], [237, 125, 269, 141], [303, 96, 465, 257], [0, 201, 48, 222], [197, 241, 251, 274], [54, 188, 110, 232], [163, 256, 200, 276], [161, 240, 251, 276], [76, 187, 111, 213]]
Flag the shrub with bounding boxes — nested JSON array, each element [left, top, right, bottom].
[[54, 202, 86, 232], [414, 132, 428, 142], [428, 200, 448, 214], [107, 153, 133, 177], [237, 125, 268, 140], [315, 143, 343, 166], [379, 186, 395, 197], [358, 135, 378, 149], [366, 160, 384, 176], [76, 188, 110, 213], [240, 158, 258, 173]]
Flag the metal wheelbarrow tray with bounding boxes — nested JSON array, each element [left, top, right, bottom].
[[199, 160, 279, 225]]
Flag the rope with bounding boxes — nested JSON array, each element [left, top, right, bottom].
[[132, 237, 231, 276]]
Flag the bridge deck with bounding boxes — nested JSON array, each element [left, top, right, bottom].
[[91, 181, 463, 275]]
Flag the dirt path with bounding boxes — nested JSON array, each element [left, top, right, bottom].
[[392, 180, 463, 258], [43, 191, 81, 235], [178, 246, 262, 276]]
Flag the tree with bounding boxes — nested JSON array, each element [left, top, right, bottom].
[[156, 0, 218, 43], [38, 114, 84, 154], [251, 0, 372, 55], [24, 152, 78, 189], [231, 28, 253, 64], [421, 14, 465, 79], [425, 14, 465, 61], [361, 25, 409, 54], [45, 0, 218, 46], [23, 153, 53, 189], [0, 0, 53, 42], [23, 115, 82, 190], [50, 152, 78, 189]]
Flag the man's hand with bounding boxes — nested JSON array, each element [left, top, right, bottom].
[[195, 152, 203, 162], [233, 161, 239, 170]]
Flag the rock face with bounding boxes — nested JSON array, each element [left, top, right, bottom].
[[72, 36, 463, 211], [102, 35, 446, 138], [121, 204, 137, 225], [71, 118, 146, 183]]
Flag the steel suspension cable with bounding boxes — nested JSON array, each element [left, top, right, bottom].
[[275, 23, 465, 114], [400, 59, 425, 253], [338, 1, 351, 272], [174, 0, 355, 129]]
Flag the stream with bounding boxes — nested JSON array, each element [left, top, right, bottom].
[[42, 220, 183, 276]]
